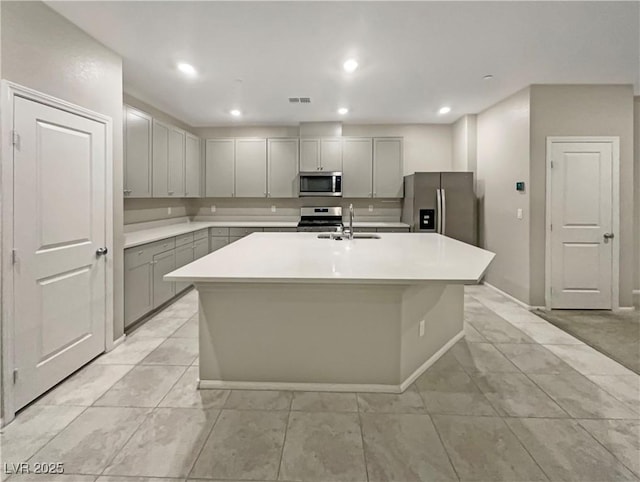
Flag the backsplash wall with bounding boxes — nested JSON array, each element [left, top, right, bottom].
[[124, 198, 197, 225]]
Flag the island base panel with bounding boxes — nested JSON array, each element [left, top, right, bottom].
[[196, 282, 464, 393]]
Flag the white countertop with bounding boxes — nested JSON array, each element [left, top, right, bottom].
[[123, 221, 410, 249], [165, 232, 495, 285]]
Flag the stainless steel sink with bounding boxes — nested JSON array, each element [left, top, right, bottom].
[[317, 233, 381, 240]]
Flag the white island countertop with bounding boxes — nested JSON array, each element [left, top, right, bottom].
[[165, 232, 495, 285]]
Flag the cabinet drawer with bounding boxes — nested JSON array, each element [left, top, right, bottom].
[[175, 232, 194, 247], [194, 228, 208, 240], [229, 227, 264, 237], [125, 237, 175, 268], [209, 227, 230, 237], [263, 227, 297, 232]]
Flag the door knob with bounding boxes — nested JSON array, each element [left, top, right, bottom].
[[603, 232, 614, 241], [96, 247, 108, 256]]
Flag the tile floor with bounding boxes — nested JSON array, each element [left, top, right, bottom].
[[2, 286, 639, 482]]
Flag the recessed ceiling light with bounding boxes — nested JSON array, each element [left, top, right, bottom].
[[483, 74, 494, 80], [438, 106, 451, 115], [230, 109, 242, 117], [343, 59, 359, 73], [338, 107, 349, 115], [177, 62, 197, 76]]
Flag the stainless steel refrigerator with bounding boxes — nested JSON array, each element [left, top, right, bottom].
[[402, 172, 477, 246]]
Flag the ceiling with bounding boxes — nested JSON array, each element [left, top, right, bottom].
[[47, 1, 639, 127]]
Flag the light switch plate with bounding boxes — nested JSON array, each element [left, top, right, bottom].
[[168, 207, 172, 215], [517, 208, 523, 219], [211, 205, 216, 213], [271, 205, 276, 213], [369, 205, 374, 212]]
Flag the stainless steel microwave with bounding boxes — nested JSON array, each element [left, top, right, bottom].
[[299, 171, 342, 197]]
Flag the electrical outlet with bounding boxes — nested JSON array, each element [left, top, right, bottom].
[[517, 208, 523, 220], [211, 205, 216, 213], [369, 205, 374, 212], [167, 207, 172, 216], [271, 205, 276, 213], [419, 320, 425, 337]]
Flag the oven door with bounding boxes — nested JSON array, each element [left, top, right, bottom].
[[299, 172, 342, 197]]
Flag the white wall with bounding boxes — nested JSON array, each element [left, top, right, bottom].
[[635, 97, 640, 305], [529, 85, 635, 307], [452, 115, 477, 173], [476, 88, 532, 303], [1, 2, 125, 343]]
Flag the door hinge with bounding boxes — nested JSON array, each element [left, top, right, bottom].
[[550, 160, 554, 169], [11, 249, 17, 265], [13, 369, 18, 384], [10, 130, 20, 148], [550, 224, 553, 232]]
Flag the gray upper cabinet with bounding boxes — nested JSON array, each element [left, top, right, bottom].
[[373, 137, 403, 198], [152, 120, 170, 197], [124, 105, 152, 198], [268, 138, 299, 198], [235, 138, 267, 197], [342, 138, 373, 197], [205, 139, 235, 197], [320, 138, 343, 172], [168, 126, 185, 197], [299, 139, 320, 171], [185, 133, 201, 198], [300, 138, 342, 172]]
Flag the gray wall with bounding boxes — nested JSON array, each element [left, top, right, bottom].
[[1, 2, 125, 342], [476, 88, 532, 303], [529, 85, 635, 307], [452, 115, 477, 174], [635, 97, 640, 304]]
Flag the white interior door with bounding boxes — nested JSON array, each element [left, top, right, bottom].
[[549, 140, 614, 309], [13, 96, 107, 409]]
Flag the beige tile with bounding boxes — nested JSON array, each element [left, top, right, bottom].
[[5, 475, 96, 481], [94, 365, 186, 408], [463, 322, 487, 342], [357, 385, 425, 413], [103, 408, 218, 478], [545, 344, 634, 376], [493, 343, 574, 374], [0, 405, 85, 467], [140, 338, 198, 366], [190, 410, 287, 480], [361, 413, 457, 481], [530, 371, 638, 419], [37, 364, 134, 406], [467, 318, 535, 344], [431, 415, 547, 481], [585, 374, 640, 415], [130, 314, 189, 339], [224, 390, 292, 410], [415, 368, 497, 416], [159, 367, 230, 409], [29, 407, 149, 475], [579, 419, 640, 478], [279, 411, 367, 482], [97, 477, 181, 482], [451, 341, 519, 373], [510, 321, 583, 344], [472, 372, 568, 417], [291, 392, 358, 412], [94, 337, 165, 365], [507, 418, 637, 481], [170, 315, 198, 338]]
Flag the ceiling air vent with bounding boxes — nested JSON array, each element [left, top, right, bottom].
[[289, 97, 311, 104]]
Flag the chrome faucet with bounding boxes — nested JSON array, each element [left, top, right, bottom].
[[346, 203, 355, 240]]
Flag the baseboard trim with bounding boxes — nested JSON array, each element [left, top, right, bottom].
[[481, 282, 536, 310], [110, 334, 126, 351], [199, 330, 464, 394]]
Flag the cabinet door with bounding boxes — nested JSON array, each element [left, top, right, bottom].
[[342, 138, 373, 197], [168, 127, 185, 197], [268, 138, 299, 198], [235, 138, 267, 197], [124, 260, 153, 327], [185, 133, 201, 198], [124, 106, 152, 198], [205, 139, 235, 197], [299, 139, 320, 171], [152, 249, 175, 308], [209, 236, 229, 253], [320, 138, 343, 172], [174, 244, 194, 293], [373, 138, 403, 198], [194, 237, 209, 259], [152, 120, 170, 197]]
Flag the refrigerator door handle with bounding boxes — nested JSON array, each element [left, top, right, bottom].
[[436, 188, 442, 234], [441, 188, 446, 235]]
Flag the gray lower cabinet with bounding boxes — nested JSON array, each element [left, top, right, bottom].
[[174, 243, 195, 293], [124, 249, 153, 327], [194, 237, 209, 259], [152, 249, 176, 308], [210, 236, 230, 253]]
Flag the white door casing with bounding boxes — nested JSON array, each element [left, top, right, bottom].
[[1, 81, 113, 421], [546, 137, 619, 310]]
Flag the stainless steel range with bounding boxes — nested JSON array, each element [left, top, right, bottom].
[[296, 207, 344, 232]]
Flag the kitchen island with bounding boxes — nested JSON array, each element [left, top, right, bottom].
[[165, 232, 494, 393]]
